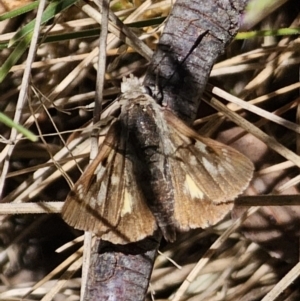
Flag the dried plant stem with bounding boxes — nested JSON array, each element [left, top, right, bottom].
[[261, 261, 300, 301], [172, 207, 259, 301], [204, 93, 300, 169], [211, 85, 300, 135], [0, 0, 47, 196]]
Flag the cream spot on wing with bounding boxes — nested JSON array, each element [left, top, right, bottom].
[[97, 192, 105, 205], [90, 196, 97, 207], [77, 184, 84, 199], [218, 165, 226, 175], [202, 157, 218, 176], [111, 175, 119, 185], [195, 141, 207, 153], [189, 156, 197, 166], [185, 174, 204, 199], [121, 189, 133, 217], [222, 149, 232, 164], [95, 165, 106, 181]]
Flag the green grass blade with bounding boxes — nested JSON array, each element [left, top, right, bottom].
[[0, 112, 38, 142], [9, 0, 79, 47], [0, 32, 33, 83], [236, 27, 300, 39], [0, 1, 39, 21]]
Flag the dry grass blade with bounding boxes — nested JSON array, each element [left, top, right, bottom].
[[211, 86, 300, 135], [77, 1, 153, 61], [0, 202, 62, 214], [171, 207, 259, 301], [0, 0, 47, 194], [204, 95, 300, 169], [261, 261, 300, 301], [40, 255, 82, 301], [22, 246, 83, 299]]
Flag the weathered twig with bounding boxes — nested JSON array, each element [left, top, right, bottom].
[[83, 1, 250, 300]]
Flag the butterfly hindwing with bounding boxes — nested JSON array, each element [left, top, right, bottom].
[[163, 109, 254, 231], [169, 157, 234, 230]]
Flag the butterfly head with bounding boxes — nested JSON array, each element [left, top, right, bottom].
[[121, 75, 149, 99]]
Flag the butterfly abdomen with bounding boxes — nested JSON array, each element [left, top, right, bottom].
[[121, 96, 178, 242]]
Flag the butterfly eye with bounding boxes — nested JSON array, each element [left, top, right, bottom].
[[143, 85, 153, 96], [144, 85, 164, 104]]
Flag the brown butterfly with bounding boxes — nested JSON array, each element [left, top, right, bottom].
[[61, 76, 254, 244]]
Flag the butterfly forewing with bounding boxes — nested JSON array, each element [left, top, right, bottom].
[[62, 123, 120, 230], [62, 122, 157, 244]]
